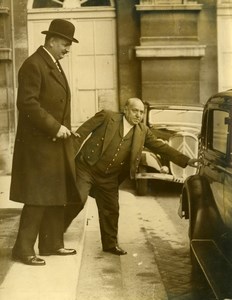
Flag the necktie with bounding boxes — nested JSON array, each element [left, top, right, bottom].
[[55, 61, 62, 72]]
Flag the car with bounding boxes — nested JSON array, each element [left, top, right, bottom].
[[179, 90, 232, 300], [135, 103, 203, 195]]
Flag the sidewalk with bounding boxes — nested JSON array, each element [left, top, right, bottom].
[[0, 177, 168, 300], [75, 185, 168, 300], [0, 175, 88, 300]]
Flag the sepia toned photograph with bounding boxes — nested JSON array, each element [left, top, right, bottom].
[[0, 0, 231, 299]]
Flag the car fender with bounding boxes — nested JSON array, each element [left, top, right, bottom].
[[181, 175, 225, 240], [140, 150, 163, 172]]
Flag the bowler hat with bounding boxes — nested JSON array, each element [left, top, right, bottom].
[[41, 19, 79, 43]]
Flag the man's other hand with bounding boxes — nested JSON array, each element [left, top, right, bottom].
[[56, 125, 71, 139]]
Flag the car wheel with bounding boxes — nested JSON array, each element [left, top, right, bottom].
[[136, 166, 148, 196]]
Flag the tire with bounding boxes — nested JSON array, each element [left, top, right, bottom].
[[136, 166, 148, 196]]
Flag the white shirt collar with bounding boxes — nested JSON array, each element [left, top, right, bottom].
[[123, 116, 134, 137], [43, 46, 56, 63]]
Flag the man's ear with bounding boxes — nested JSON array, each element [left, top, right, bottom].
[[49, 36, 57, 48]]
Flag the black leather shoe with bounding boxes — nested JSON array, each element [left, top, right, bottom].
[[39, 248, 77, 256], [12, 254, 46, 266], [103, 246, 127, 256]]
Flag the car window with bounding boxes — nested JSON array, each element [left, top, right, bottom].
[[200, 110, 208, 148], [211, 110, 229, 155], [148, 109, 202, 128]]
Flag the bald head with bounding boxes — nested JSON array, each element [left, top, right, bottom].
[[124, 98, 145, 125]]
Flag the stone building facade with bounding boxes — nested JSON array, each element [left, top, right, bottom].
[[0, 0, 230, 174]]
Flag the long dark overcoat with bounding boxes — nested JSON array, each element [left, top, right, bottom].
[[10, 46, 79, 206]]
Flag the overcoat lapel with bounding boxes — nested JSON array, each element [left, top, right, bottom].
[[56, 60, 71, 99], [50, 68, 68, 91], [57, 61, 71, 121], [37, 46, 68, 92], [101, 114, 123, 155]]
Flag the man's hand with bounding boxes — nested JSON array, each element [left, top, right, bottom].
[[55, 125, 71, 139], [187, 158, 202, 168]]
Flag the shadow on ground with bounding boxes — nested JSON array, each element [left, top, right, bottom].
[[0, 209, 21, 285]]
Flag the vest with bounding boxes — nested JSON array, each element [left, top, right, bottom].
[[79, 122, 134, 175]]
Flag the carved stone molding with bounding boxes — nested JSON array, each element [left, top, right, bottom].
[[0, 48, 12, 61], [136, 0, 202, 11], [135, 45, 206, 58], [0, 7, 9, 15]]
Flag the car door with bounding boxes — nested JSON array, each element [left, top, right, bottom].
[[199, 104, 229, 223]]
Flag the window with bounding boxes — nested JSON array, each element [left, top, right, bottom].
[[32, 0, 113, 8], [211, 110, 229, 155], [139, 0, 199, 4]]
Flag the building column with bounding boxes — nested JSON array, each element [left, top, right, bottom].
[[0, 1, 15, 175], [217, 0, 232, 92]]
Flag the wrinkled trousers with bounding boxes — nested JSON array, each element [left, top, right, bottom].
[[13, 205, 64, 256], [64, 158, 120, 250]]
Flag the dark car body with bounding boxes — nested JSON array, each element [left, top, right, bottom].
[[135, 103, 203, 195], [179, 90, 232, 300]]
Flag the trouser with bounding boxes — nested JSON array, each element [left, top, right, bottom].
[[64, 159, 119, 250], [13, 205, 64, 256]]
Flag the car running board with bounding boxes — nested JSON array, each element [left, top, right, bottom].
[[191, 239, 232, 300], [135, 172, 184, 183]]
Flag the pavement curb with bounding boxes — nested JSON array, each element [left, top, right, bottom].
[[0, 175, 89, 300], [62, 201, 89, 299]]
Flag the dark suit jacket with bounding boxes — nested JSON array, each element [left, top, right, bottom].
[[73, 110, 190, 180], [10, 46, 79, 206]]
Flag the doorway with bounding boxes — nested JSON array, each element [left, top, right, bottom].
[[27, 1, 118, 128]]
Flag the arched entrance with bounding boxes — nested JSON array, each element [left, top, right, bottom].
[[27, 0, 118, 129]]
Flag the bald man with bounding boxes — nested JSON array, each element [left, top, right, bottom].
[[65, 98, 198, 255]]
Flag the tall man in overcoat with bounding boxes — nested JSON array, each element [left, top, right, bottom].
[[10, 19, 80, 265], [65, 98, 199, 255]]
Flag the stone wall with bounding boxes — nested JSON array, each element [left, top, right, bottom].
[[0, 0, 14, 174], [135, 0, 217, 105], [0, 0, 28, 174], [115, 0, 141, 109], [0, 0, 220, 174]]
